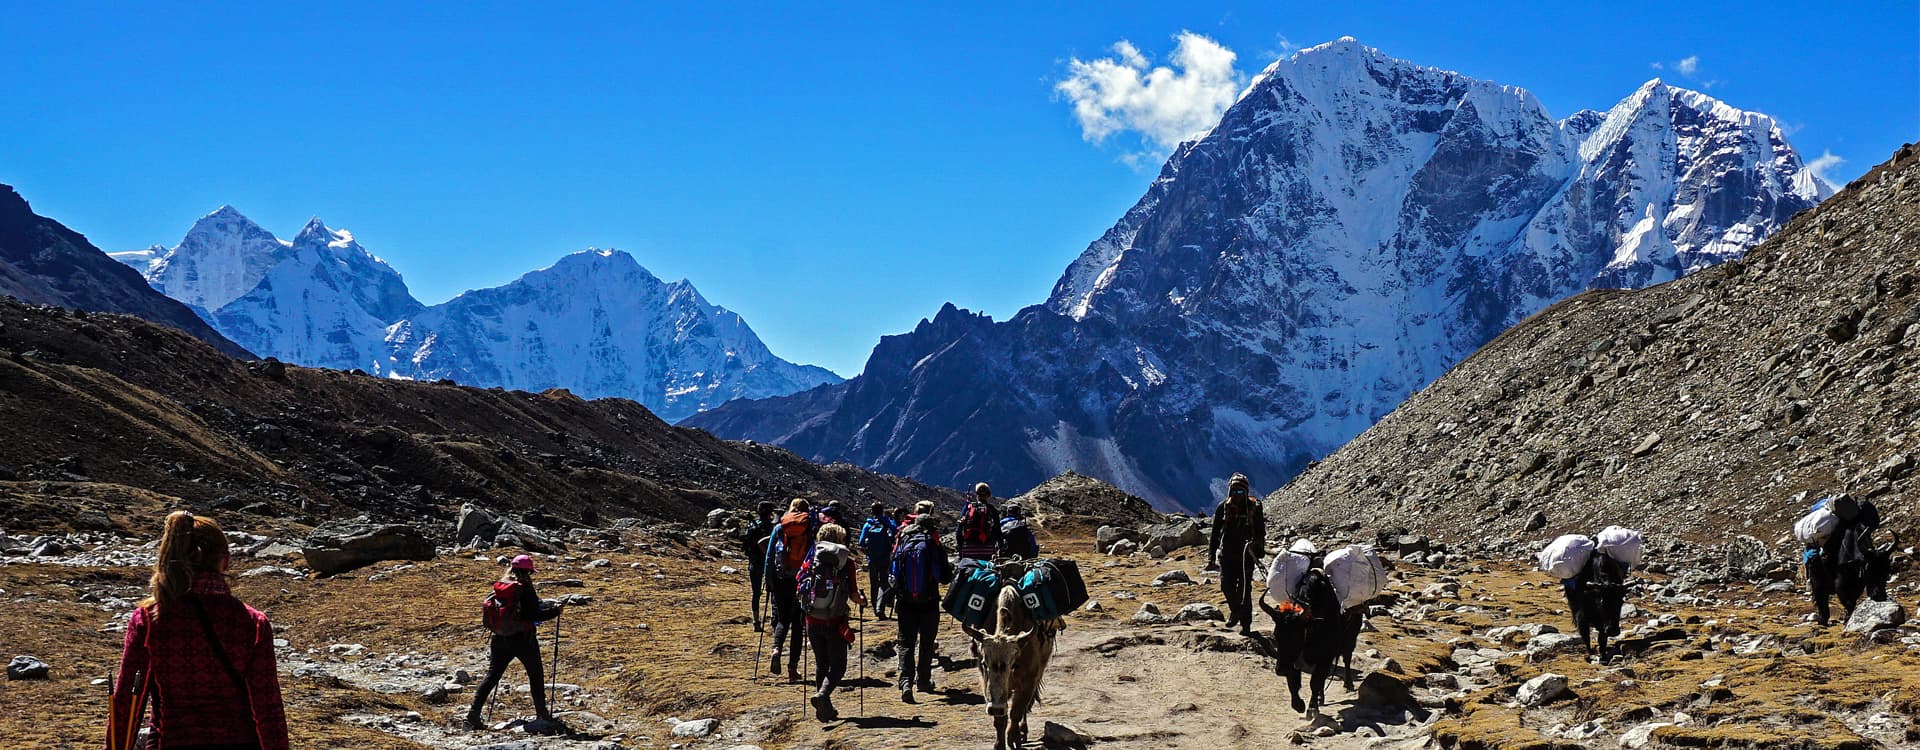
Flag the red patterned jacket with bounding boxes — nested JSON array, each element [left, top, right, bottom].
[[108, 574, 290, 750]]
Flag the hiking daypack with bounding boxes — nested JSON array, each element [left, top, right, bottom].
[[774, 511, 815, 575], [891, 531, 940, 601], [1016, 558, 1088, 620], [860, 518, 896, 560], [799, 542, 853, 619], [1219, 496, 1256, 530], [960, 502, 996, 549], [482, 581, 527, 635], [942, 561, 1001, 629], [999, 517, 1039, 559]]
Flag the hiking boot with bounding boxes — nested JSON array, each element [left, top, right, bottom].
[[463, 711, 485, 730], [917, 678, 935, 694], [769, 651, 782, 675], [810, 693, 838, 721], [753, 619, 764, 633], [900, 688, 916, 704], [787, 669, 803, 683]]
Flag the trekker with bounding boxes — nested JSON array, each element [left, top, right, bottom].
[[765, 498, 818, 680], [890, 511, 956, 703], [108, 511, 290, 750], [957, 482, 1002, 563], [1808, 495, 1883, 625], [998, 502, 1040, 560], [467, 555, 564, 729], [742, 501, 778, 632], [1206, 473, 1268, 635], [820, 499, 853, 528], [857, 502, 899, 620], [800, 524, 868, 720]]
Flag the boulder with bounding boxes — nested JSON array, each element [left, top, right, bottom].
[[495, 519, 562, 555], [1355, 672, 1415, 711], [301, 518, 434, 576], [1043, 721, 1093, 748], [1619, 722, 1674, 749], [1175, 603, 1224, 622], [1395, 534, 1430, 555], [7, 655, 49, 680], [705, 508, 735, 530], [1096, 525, 1139, 552], [1152, 569, 1193, 587], [1525, 633, 1587, 661], [1524, 511, 1548, 532], [1517, 673, 1569, 707], [1721, 535, 1776, 580], [1109, 539, 1139, 556], [671, 718, 719, 738], [1844, 600, 1907, 633], [1142, 519, 1204, 555], [455, 504, 503, 545], [1132, 603, 1174, 625]]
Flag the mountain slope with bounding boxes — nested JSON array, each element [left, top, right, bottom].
[[0, 295, 953, 530], [121, 214, 839, 420], [687, 38, 1828, 511], [386, 249, 841, 423], [1270, 145, 1919, 541], [0, 185, 250, 357]]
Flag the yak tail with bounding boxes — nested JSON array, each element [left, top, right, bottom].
[[1258, 593, 1282, 623]]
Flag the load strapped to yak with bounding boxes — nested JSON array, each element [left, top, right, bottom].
[[943, 557, 1088, 627], [1539, 526, 1645, 579]]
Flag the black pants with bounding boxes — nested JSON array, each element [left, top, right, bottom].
[[1807, 553, 1837, 624], [868, 564, 891, 616], [896, 598, 940, 690], [468, 632, 549, 720], [770, 579, 803, 672], [808, 620, 849, 697], [749, 557, 767, 623], [1221, 556, 1253, 627]]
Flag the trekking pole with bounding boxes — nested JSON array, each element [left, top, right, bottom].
[[800, 619, 812, 718], [858, 603, 867, 718], [548, 611, 561, 713]]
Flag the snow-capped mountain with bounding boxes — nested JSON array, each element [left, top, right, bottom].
[[685, 38, 1829, 511], [387, 249, 841, 421], [119, 212, 839, 421]]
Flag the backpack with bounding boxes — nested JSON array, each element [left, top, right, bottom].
[[1219, 497, 1258, 533], [999, 517, 1038, 559], [860, 518, 896, 559], [799, 542, 853, 619], [482, 581, 527, 635], [891, 530, 940, 601], [774, 511, 815, 575], [942, 561, 1001, 629], [960, 502, 996, 549], [1016, 558, 1087, 620]]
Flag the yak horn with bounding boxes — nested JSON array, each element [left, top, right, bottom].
[[963, 623, 988, 642]]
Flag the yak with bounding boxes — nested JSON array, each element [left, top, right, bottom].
[[962, 562, 1061, 750], [1565, 552, 1627, 661], [1258, 568, 1349, 713], [1836, 530, 1899, 614]]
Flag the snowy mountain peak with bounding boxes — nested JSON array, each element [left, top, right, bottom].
[[292, 216, 354, 249]]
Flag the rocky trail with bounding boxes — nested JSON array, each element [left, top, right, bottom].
[[6, 509, 1919, 749]]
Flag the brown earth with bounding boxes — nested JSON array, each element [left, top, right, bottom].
[[0, 296, 958, 541], [1270, 145, 1920, 547], [7, 522, 1917, 749]]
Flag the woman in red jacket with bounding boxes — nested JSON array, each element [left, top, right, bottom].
[[108, 511, 290, 750]]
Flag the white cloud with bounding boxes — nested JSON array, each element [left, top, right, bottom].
[[1806, 150, 1846, 190], [1055, 31, 1244, 153], [1675, 55, 1700, 76]]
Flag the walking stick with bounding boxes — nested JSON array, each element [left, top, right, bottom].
[[799, 618, 812, 718], [858, 603, 867, 718], [548, 611, 561, 713]]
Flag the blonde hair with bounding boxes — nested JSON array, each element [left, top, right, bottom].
[[143, 511, 230, 611], [914, 501, 936, 516], [817, 523, 847, 545], [789, 498, 811, 513]]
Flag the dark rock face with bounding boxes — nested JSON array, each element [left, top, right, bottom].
[[0, 185, 249, 358], [300, 517, 435, 576], [689, 40, 1826, 511]]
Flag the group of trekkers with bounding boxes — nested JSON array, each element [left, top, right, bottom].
[[741, 482, 1040, 718], [101, 475, 1901, 746]]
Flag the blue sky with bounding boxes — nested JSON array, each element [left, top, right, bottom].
[[2, 2, 1913, 376]]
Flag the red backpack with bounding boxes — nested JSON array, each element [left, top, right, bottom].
[[960, 502, 995, 546], [482, 580, 527, 635]]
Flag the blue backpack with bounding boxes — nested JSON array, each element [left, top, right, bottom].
[[891, 531, 939, 601], [860, 518, 897, 560]]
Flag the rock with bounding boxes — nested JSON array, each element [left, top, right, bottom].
[[1517, 673, 1569, 707], [1043, 721, 1093, 747], [1152, 569, 1193, 587], [1109, 539, 1139, 556], [455, 503, 503, 545], [1631, 432, 1662, 457], [1844, 600, 1907, 633], [671, 718, 719, 737], [1395, 534, 1430, 555], [705, 508, 734, 529], [586, 558, 612, 569], [1175, 603, 1224, 622], [1524, 511, 1548, 532], [1097, 525, 1139, 552], [1721, 535, 1775, 580], [1619, 722, 1674, 749], [420, 685, 450, 704], [240, 566, 305, 578], [7, 655, 49, 680], [1132, 603, 1174, 625], [30, 541, 65, 557], [1355, 672, 1414, 710], [301, 517, 434, 576], [1525, 633, 1587, 661], [495, 519, 562, 555], [1142, 519, 1204, 555], [556, 711, 614, 734]]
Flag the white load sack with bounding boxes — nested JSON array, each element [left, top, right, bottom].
[[1266, 540, 1317, 603], [1595, 526, 1645, 568], [1537, 534, 1595, 579], [1324, 544, 1387, 611], [1794, 506, 1837, 544]]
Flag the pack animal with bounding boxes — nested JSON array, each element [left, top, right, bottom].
[[1836, 529, 1899, 613], [1567, 553, 1626, 661], [961, 563, 1060, 750], [1258, 569, 1346, 712]]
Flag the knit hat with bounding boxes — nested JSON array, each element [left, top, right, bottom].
[[510, 554, 537, 572]]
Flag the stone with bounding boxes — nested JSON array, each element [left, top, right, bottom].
[[1152, 569, 1193, 587], [420, 685, 449, 704], [1096, 525, 1137, 552], [586, 558, 612, 569], [706, 508, 734, 529], [1721, 535, 1776, 580], [1109, 539, 1139, 556], [1844, 600, 1907, 633], [1395, 534, 1430, 555], [301, 518, 434, 576], [1142, 519, 1204, 555], [1355, 672, 1415, 710], [1524, 511, 1548, 532], [7, 655, 49, 680], [1517, 673, 1569, 707], [455, 503, 503, 545], [1619, 722, 1674, 749], [1043, 721, 1093, 747], [30, 541, 64, 557], [671, 718, 719, 737], [1631, 432, 1662, 457], [495, 519, 562, 555], [1132, 603, 1174, 625], [1175, 603, 1224, 622], [1526, 633, 1587, 661]]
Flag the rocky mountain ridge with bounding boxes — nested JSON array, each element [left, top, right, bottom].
[[688, 38, 1830, 511]]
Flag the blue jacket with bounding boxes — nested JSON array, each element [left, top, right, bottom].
[[858, 516, 898, 559]]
